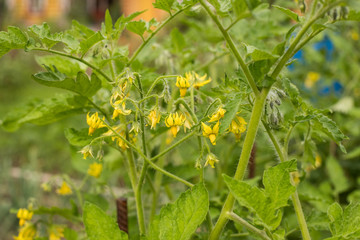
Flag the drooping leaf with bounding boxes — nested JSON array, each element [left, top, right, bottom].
[[32, 69, 101, 97], [219, 92, 244, 133], [126, 21, 147, 38], [326, 156, 351, 195], [148, 184, 209, 240], [273, 5, 300, 22], [35, 55, 84, 76], [0, 26, 28, 57], [79, 32, 104, 55], [312, 113, 347, 153], [327, 202, 360, 239], [83, 202, 128, 240], [1, 94, 87, 132], [29, 23, 63, 48]]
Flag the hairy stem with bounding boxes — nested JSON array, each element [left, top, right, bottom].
[[226, 212, 271, 240]]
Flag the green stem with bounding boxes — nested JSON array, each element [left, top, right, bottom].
[[32, 48, 112, 82], [262, 121, 286, 162], [175, 98, 198, 123], [199, 0, 259, 97], [127, 5, 193, 66], [146, 75, 179, 97], [226, 212, 271, 240], [210, 88, 269, 240]]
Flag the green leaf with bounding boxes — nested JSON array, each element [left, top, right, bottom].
[[71, 20, 95, 38], [347, 10, 360, 21], [83, 202, 128, 240], [64, 128, 107, 147], [80, 32, 104, 55], [272, 41, 286, 56], [35, 55, 84, 77], [327, 202, 360, 239], [326, 156, 351, 195], [263, 160, 297, 209], [126, 21, 147, 38], [0, 26, 28, 57], [1, 94, 87, 132], [153, 0, 176, 13], [223, 160, 297, 230], [219, 92, 244, 134], [29, 23, 63, 48], [33, 69, 101, 97], [246, 45, 278, 61], [273, 5, 300, 22], [148, 184, 209, 240], [283, 77, 300, 106], [105, 9, 113, 36], [208, 0, 232, 14], [312, 113, 347, 153], [232, 0, 249, 17]]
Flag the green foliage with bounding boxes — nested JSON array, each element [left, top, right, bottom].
[[153, 0, 176, 13], [218, 92, 244, 133], [224, 160, 297, 230], [83, 202, 128, 240], [1, 94, 87, 131], [326, 156, 351, 195], [79, 32, 104, 55], [126, 21, 147, 38], [327, 202, 360, 239], [147, 184, 209, 240], [32, 68, 101, 98], [273, 5, 300, 22], [0, 26, 28, 57]]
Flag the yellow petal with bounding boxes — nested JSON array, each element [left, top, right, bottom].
[[209, 134, 216, 145], [201, 122, 212, 136], [171, 126, 178, 137]]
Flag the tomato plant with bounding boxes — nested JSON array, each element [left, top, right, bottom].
[[1, 0, 360, 239]]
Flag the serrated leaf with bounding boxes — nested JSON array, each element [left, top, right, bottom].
[[246, 45, 278, 61], [326, 156, 351, 195], [153, 0, 176, 13], [33, 69, 101, 97], [232, 0, 249, 17], [0, 26, 28, 57], [71, 20, 95, 38], [1, 94, 87, 132], [272, 41, 286, 56], [35, 55, 84, 76], [224, 160, 297, 230], [249, 59, 274, 86], [273, 5, 299, 22], [283, 77, 300, 106], [126, 21, 147, 38], [148, 184, 209, 240], [219, 92, 244, 133], [327, 202, 360, 239], [83, 202, 128, 240], [29, 23, 63, 48], [263, 160, 297, 209], [312, 113, 347, 153], [80, 32, 104, 55]]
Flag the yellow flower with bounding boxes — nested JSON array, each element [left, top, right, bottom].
[[13, 223, 36, 240], [202, 121, 220, 145], [228, 116, 247, 141], [209, 107, 226, 122], [176, 76, 191, 97], [79, 145, 94, 160], [88, 163, 103, 178], [148, 109, 161, 129], [87, 112, 106, 136], [315, 154, 322, 168], [205, 153, 219, 168], [56, 182, 72, 195], [112, 101, 132, 119], [49, 226, 64, 240], [304, 72, 320, 88], [292, 171, 301, 186], [165, 113, 186, 137], [104, 126, 129, 150], [351, 30, 359, 41], [193, 72, 211, 89], [16, 209, 33, 227]]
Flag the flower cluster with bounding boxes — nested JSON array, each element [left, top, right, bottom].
[[86, 112, 106, 135], [17, 208, 33, 227], [228, 115, 247, 141], [165, 113, 186, 137], [176, 71, 211, 97], [87, 162, 103, 178], [56, 181, 72, 195]]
